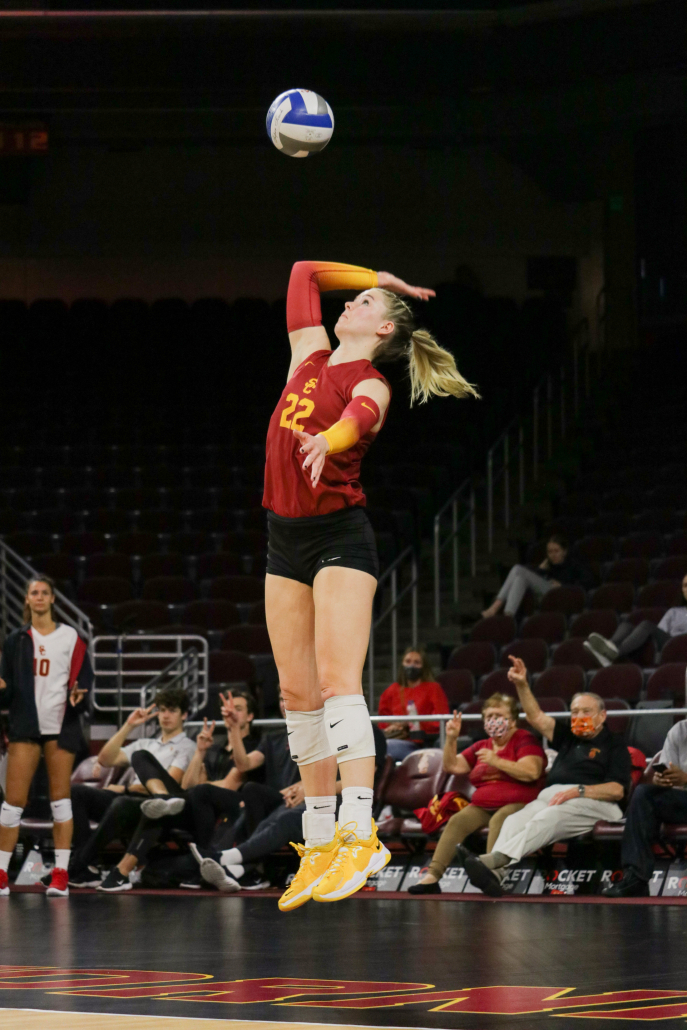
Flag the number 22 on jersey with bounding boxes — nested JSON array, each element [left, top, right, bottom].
[[280, 393, 315, 433]]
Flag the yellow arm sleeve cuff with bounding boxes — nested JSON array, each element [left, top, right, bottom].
[[312, 263, 378, 293], [320, 417, 360, 456]]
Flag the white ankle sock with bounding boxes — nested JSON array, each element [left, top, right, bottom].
[[339, 786, 374, 840], [0, 850, 11, 873], [303, 796, 336, 846], [54, 850, 70, 871], [221, 847, 242, 868]]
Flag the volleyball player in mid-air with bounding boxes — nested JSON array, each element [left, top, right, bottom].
[[260, 260, 478, 910]]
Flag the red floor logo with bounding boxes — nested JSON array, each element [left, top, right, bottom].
[[1, 967, 687, 1021]]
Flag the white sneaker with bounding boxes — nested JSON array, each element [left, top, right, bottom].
[[141, 796, 185, 819], [199, 857, 240, 892]]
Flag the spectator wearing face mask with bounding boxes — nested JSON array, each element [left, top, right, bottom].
[[378, 647, 449, 761], [459, 657, 631, 897], [409, 693, 545, 894]]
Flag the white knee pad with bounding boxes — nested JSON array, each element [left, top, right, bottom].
[[0, 802, 24, 829], [324, 694, 375, 764], [284, 708, 333, 767], [50, 798, 73, 824]]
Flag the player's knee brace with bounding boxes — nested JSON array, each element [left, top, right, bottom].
[[0, 802, 24, 828], [284, 707, 333, 766], [323, 694, 375, 763], [50, 798, 73, 824]]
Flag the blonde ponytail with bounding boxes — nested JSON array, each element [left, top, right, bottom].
[[409, 328, 480, 405], [372, 288, 480, 407]]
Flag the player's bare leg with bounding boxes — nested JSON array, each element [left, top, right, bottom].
[[0, 742, 42, 894]]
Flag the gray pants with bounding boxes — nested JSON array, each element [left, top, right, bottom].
[[497, 564, 554, 616], [492, 783, 623, 864]]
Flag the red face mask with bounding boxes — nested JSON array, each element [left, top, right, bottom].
[[571, 715, 596, 738]]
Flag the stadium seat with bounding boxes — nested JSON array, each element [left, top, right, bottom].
[[0, 509, 25, 534], [82, 509, 130, 534], [667, 532, 687, 556], [140, 553, 187, 579], [446, 641, 496, 678], [137, 510, 184, 534], [436, 669, 475, 708], [533, 665, 585, 701], [573, 535, 617, 564], [648, 484, 687, 508], [169, 532, 213, 556], [535, 696, 568, 714], [520, 612, 567, 644], [603, 558, 649, 585], [246, 600, 266, 624], [499, 638, 548, 673], [589, 582, 635, 613], [182, 600, 241, 630], [208, 650, 256, 686], [114, 532, 159, 556], [380, 749, 446, 812], [632, 509, 675, 533], [61, 532, 109, 556], [187, 509, 237, 534], [602, 490, 643, 514], [646, 663, 687, 702], [587, 513, 631, 537], [569, 609, 618, 638], [32, 509, 80, 534], [660, 634, 687, 664], [469, 615, 516, 646], [220, 624, 272, 654], [551, 638, 600, 671], [602, 697, 632, 736], [113, 487, 166, 511], [31, 553, 78, 582], [636, 580, 683, 609], [624, 606, 667, 627], [540, 585, 586, 615], [207, 575, 264, 603], [458, 700, 487, 741], [142, 576, 196, 603], [196, 552, 242, 579], [78, 577, 133, 605], [618, 532, 664, 560], [559, 492, 598, 517], [653, 555, 687, 580], [85, 553, 132, 579], [478, 669, 516, 699], [5, 531, 53, 557], [110, 600, 170, 632], [588, 664, 643, 703]]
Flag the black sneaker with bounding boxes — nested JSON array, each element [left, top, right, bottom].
[[239, 868, 270, 891], [96, 867, 132, 893], [68, 866, 102, 888], [456, 845, 504, 898], [408, 880, 442, 894], [179, 877, 202, 890], [601, 873, 650, 898]]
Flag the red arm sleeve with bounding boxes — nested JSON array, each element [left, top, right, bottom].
[[286, 260, 379, 333], [320, 395, 380, 454]]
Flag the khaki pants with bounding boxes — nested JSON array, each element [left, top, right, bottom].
[[428, 802, 525, 880]]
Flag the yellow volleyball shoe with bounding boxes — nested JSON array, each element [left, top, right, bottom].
[[313, 821, 390, 903], [278, 837, 340, 912]]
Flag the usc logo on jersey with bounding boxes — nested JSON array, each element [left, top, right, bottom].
[[302, 377, 318, 395], [39, 645, 46, 655]]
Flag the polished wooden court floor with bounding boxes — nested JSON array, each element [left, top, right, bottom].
[[2, 893, 687, 1029]]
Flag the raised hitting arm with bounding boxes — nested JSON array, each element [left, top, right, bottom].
[[507, 656, 555, 742]]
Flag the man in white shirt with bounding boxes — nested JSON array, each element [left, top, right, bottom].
[[68, 687, 195, 888]]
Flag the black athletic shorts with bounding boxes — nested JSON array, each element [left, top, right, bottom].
[[8, 734, 63, 748], [266, 506, 379, 587]]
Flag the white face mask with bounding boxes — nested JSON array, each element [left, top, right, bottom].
[[484, 715, 510, 739]]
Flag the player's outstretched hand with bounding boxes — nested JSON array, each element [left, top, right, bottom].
[[377, 271, 436, 302], [294, 429, 329, 489]]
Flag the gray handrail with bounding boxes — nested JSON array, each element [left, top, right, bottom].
[[367, 545, 418, 711], [0, 539, 93, 643], [139, 648, 202, 721]]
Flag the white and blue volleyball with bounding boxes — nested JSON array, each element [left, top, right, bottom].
[[266, 89, 334, 158]]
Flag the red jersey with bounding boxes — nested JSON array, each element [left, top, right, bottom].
[[460, 729, 546, 809], [263, 349, 390, 518], [377, 680, 450, 739]]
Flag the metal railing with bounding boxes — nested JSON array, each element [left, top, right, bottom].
[[92, 634, 208, 725], [434, 323, 593, 626], [367, 546, 419, 711], [0, 539, 92, 643], [188, 709, 687, 751]]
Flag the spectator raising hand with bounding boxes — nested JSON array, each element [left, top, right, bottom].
[[445, 710, 463, 739], [196, 718, 216, 754]]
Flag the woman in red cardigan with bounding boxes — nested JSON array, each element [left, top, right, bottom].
[[378, 647, 449, 761]]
